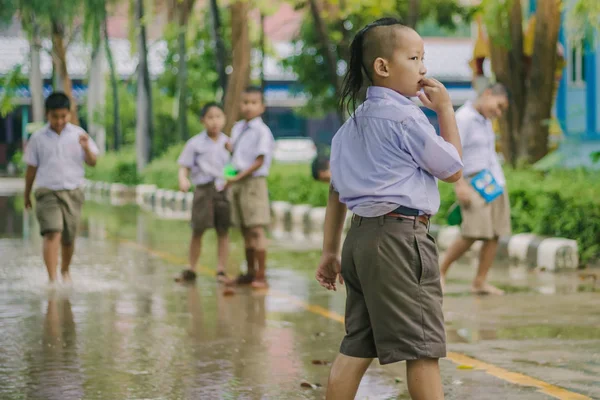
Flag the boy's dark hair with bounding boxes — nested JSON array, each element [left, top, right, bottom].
[[243, 86, 265, 103], [311, 156, 330, 181], [483, 83, 510, 100], [200, 102, 224, 118], [340, 17, 405, 117], [45, 92, 70, 112]]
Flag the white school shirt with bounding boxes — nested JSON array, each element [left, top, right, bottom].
[[177, 131, 231, 186], [24, 123, 99, 190], [455, 101, 506, 186], [330, 86, 463, 217], [230, 117, 275, 177]]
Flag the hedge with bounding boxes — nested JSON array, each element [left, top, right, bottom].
[[87, 146, 600, 262]]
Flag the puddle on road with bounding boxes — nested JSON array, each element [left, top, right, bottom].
[[1, 195, 599, 399]]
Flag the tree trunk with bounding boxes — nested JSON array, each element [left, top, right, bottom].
[[135, 0, 154, 171], [223, 1, 251, 135], [29, 26, 44, 123], [177, 24, 189, 141], [88, 41, 106, 154], [521, 0, 561, 163], [260, 12, 266, 92], [308, 0, 341, 99], [209, 0, 227, 99], [51, 21, 80, 125], [488, 0, 525, 166], [406, 0, 420, 29], [103, 17, 122, 151]]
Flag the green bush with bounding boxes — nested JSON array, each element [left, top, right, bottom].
[[140, 143, 185, 190], [85, 146, 139, 185], [88, 148, 600, 262]]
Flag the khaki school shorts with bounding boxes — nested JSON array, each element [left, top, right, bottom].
[[460, 183, 511, 240], [340, 215, 446, 364], [191, 183, 231, 235], [229, 176, 271, 228], [34, 188, 85, 245]]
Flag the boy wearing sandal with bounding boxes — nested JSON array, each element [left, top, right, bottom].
[[176, 103, 232, 283]]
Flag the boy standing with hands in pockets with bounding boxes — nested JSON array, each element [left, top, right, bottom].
[[227, 87, 275, 289], [24, 92, 99, 284], [316, 19, 463, 399]]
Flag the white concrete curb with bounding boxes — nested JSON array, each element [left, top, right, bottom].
[[85, 181, 580, 271]]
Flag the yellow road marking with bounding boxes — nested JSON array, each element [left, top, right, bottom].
[[116, 237, 592, 400]]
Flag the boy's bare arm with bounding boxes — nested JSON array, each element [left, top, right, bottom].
[[316, 185, 347, 291], [232, 155, 264, 181], [178, 167, 191, 192], [24, 165, 37, 209]]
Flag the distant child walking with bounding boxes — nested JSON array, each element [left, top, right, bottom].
[[315, 18, 463, 399], [176, 102, 232, 283], [226, 86, 275, 289], [24, 92, 99, 284]]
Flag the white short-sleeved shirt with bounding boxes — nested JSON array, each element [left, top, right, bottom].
[[24, 123, 99, 190], [455, 102, 506, 187], [330, 86, 463, 217], [230, 117, 275, 177], [177, 131, 230, 185]]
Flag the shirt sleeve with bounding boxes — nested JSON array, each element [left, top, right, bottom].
[[24, 134, 39, 167], [86, 133, 100, 155], [255, 126, 274, 158], [177, 139, 196, 168], [400, 116, 463, 180]]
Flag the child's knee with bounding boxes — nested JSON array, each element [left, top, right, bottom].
[[44, 231, 61, 241]]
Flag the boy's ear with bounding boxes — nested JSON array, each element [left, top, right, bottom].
[[373, 57, 389, 78]]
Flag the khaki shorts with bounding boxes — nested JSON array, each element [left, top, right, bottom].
[[191, 183, 231, 235], [34, 188, 85, 245], [230, 176, 271, 228], [460, 184, 511, 240], [340, 215, 446, 364]]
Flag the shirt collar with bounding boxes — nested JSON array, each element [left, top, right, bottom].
[[244, 117, 263, 129], [366, 86, 415, 107], [45, 123, 71, 136], [464, 101, 487, 123]]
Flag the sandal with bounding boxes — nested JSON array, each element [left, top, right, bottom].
[[216, 271, 229, 283], [235, 274, 255, 285], [175, 269, 197, 283]]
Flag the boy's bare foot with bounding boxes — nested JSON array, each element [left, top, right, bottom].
[[251, 279, 269, 290], [175, 269, 197, 283], [61, 271, 72, 284], [471, 283, 505, 296], [216, 271, 229, 283]]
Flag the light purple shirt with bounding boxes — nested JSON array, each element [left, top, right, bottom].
[[330, 86, 463, 217], [230, 117, 275, 177], [455, 102, 506, 186], [24, 123, 99, 190], [178, 131, 230, 185]]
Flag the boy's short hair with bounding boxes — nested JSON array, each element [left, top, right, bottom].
[[243, 86, 265, 103], [311, 156, 330, 181], [200, 102, 224, 118], [483, 83, 509, 100], [45, 92, 71, 112]]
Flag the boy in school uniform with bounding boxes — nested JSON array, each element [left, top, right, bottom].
[[440, 84, 511, 295], [176, 103, 232, 283], [226, 86, 275, 289], [24, 92, 99, 284]]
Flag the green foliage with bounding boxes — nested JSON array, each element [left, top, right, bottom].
[[283, 0, 470, 116], [0, 65, 28, 117], [158, 10, 232, 109], [566, 0, 600, 47], [140, 143, 186, 189], [85, 146, 139, 184], [477, 0, 513, 48], [103, 82, 204, 157]]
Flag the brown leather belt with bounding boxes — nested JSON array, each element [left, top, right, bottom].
[[386, 212, 430, 226]]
